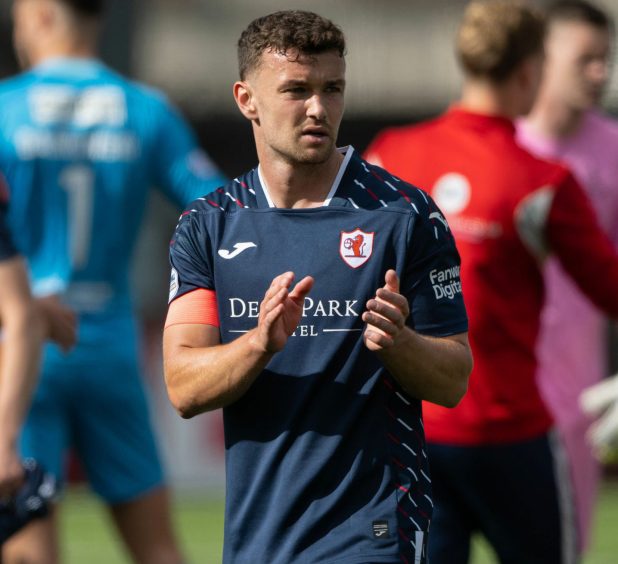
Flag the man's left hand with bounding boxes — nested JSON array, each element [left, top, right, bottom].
[[362, 269, 409, 352]]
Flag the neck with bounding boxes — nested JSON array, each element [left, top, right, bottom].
[[30, 40, 96, 67], [525, 90, 585, 139], [460, 79, 520, 120], [257, 148, 345, 209], [27, 15, 99, 68]]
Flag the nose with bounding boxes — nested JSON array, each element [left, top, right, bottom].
[[306, 94, 327, 121]]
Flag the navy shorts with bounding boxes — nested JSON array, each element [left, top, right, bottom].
[[427, 431, 578, 564]]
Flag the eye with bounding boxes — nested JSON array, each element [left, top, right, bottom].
[[325, 84, 344, 94], [282, 86, 306, 95]]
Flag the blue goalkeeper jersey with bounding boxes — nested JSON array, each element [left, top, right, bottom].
[[0, 57, 225, 331], [169, 147, 468, 564]]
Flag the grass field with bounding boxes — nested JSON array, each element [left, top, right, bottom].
[[61, 480, 618, 563]]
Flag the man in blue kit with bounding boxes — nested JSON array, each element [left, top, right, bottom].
[[163, 10, 473, 564], [0, 0, 226, 562]]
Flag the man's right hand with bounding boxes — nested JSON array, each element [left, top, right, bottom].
[[35, 296, 77, 352], [250, 272, 314, 354]]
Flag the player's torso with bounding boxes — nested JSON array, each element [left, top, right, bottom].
[[551, 113, 618, 242], [214, 207, 427, 564], [214, 207, 408, 368], [0, 61, 159, 314], [188, 154, 438, 563]]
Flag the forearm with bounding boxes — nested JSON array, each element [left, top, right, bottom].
[[377, 328, 471, 407], [163, 328, 274, 417], [0, 303, 44, 447]]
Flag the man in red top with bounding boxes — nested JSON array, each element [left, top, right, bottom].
[[366, 1, 618, 562]]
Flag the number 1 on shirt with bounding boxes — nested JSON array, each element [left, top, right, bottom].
[[59, 165, 94, 269]]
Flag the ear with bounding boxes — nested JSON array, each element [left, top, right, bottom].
[[518, 55, 542, 90], [233, 81, 258, 120]]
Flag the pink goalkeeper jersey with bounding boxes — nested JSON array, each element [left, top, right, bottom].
[[517, 110, 618, 552]]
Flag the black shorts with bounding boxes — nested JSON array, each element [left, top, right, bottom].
[[427, 431, 578, 564]]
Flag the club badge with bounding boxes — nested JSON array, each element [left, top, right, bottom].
[[340, 229, 375, 269]]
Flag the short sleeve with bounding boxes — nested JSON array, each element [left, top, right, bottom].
[[168, 211, 214, 304], [152, 99, 227, 208], [403, 194, 468, 337]]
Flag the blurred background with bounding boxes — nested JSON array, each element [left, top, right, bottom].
[[1, 0, 618, 561]]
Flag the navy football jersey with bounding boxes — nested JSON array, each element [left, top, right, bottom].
[[169, 147, 468, 564]]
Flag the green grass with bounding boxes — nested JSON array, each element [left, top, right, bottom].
[[61, 488, 225, 563], [61, 481, 618, 563]]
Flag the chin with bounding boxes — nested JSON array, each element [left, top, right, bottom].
[[303, 142, 337, 163], [298, 151, 334, 165]]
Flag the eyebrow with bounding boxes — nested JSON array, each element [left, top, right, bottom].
[[279, 78, 346, 88]]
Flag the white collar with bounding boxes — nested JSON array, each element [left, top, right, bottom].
[[257, 146, 355, 208]]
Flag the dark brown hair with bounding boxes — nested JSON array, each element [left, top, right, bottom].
[[547, 1, 613, 32], [456, 0, 546, 82], [58, 0, 104, 17], [237, 10, 346, 80]]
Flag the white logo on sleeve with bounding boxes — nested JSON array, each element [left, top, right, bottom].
[[169, 268, 179, 302], [218, 242, 257, 259], [430, 267, 462, 300]]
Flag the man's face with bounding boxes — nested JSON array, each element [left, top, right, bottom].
[[244, 49, 346, 166], [544, 20, 612, 111]]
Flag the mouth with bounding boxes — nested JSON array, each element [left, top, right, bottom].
[[301, 127, 330, 143]]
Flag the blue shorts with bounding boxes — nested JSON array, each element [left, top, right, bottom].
[[19, 330, 164, 504], [427, 431, 578, 564]]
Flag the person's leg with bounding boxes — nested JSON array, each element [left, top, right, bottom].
[[108, 486, 183, 564], [71, 350, 183, 564], [2, 346, 69, 564], [474, 432, 578, 564], [426, 443, 476, 564], [2, 509, 60, 564]]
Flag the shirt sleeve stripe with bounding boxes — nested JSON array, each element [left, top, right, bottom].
[[164, 288, 219, 328]]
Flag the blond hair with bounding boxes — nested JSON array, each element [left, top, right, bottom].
[[456, 0, 545, 82]]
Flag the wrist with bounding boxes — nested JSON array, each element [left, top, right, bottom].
[[0, 435, 18, 452], [246, 328, 277, 359]]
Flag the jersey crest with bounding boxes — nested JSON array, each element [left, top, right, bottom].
[[339, 228, 375, 268]]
